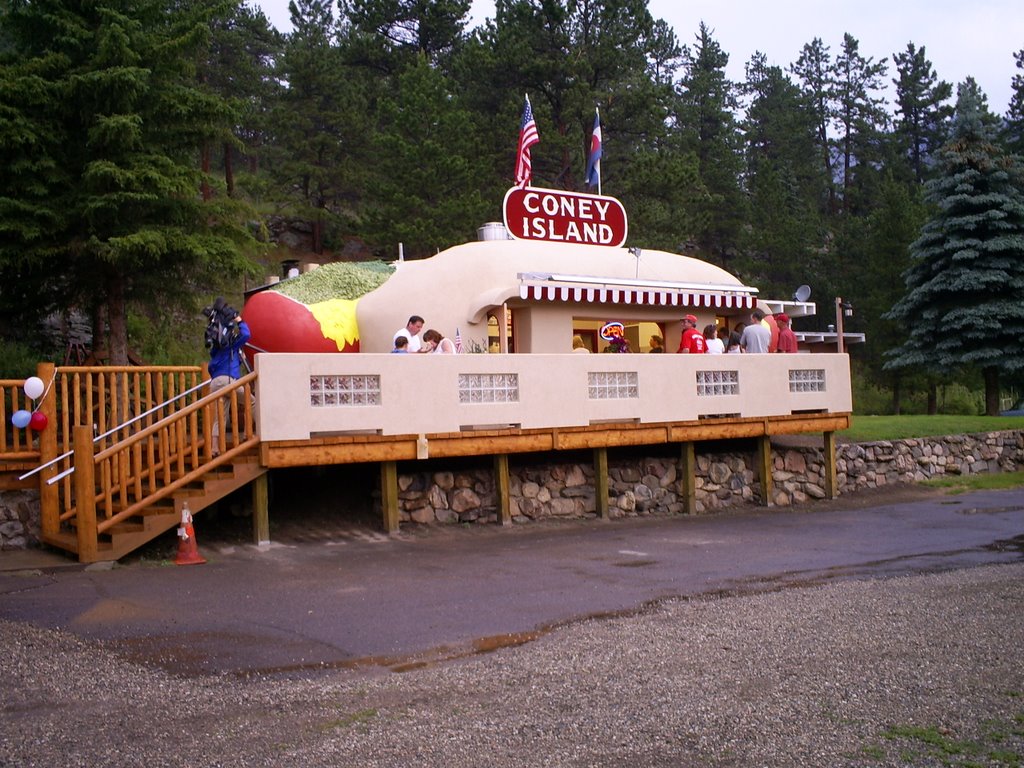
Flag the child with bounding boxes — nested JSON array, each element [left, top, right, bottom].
[[392, 336, 409, 353]]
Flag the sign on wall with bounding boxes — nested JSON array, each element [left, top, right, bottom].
[[503, 187, 628, 248]]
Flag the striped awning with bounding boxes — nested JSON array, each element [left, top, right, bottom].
[[518, 283, 756, 310]]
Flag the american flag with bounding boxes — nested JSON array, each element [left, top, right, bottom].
[[514, 95, 540, 188], [454, 327, 463, 353], [585, 108, 602, 190]]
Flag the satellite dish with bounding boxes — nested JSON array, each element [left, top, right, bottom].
[[793, 284, 811, 303]]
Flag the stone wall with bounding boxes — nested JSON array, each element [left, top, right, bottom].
[[2, 430, 1022, 548], [385, 430, 1024, 525], [0, 489, 41, 550]]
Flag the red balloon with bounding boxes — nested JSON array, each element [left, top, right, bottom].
[[29, 411, 48, 432]]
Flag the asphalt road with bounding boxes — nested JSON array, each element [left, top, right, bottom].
[[2, 485, 1022, 678]]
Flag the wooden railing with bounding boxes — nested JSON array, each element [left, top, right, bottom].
[[1, 375, 43, 468], [68, 371, 258, 561], [2, 363, 258, 559]]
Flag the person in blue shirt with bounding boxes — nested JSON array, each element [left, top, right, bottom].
[[207, 298, 251, 455]]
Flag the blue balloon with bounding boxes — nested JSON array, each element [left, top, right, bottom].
[[12, 409, 31, 429]]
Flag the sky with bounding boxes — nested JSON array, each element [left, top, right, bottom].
[[253, 0, 1022, 113]]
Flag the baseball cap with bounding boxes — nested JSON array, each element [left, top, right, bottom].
[[776, 313, 790, 323], [684, 314, 698, 324]]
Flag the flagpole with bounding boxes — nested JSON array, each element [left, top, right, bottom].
[[596, 106, 602, 197]]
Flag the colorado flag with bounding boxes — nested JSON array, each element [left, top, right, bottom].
[[585, 108, 602, 188]]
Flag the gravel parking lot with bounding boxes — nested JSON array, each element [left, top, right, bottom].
[[3, 562, 1022, 767]]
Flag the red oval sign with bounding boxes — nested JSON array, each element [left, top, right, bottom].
[[503, 187, 628, 247]]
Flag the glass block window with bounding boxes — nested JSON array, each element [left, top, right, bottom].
[[696, 370, 739, 397], [588, 371, 639, 399], [309, 375, 381, 407], [458, 373, 519, 403], [789, 369, 826, 392]]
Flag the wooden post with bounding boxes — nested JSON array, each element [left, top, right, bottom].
[[252, 472, 270, 546], [494, 453, 511, 526], [679, 441, 696, 515], [37, 362, 60, 539], [756, 434, 773, 506], [823, 430, 838, 499], [380, 460, 399, 533], [73, 425, 98, 563], [594, 447, 609, 519]]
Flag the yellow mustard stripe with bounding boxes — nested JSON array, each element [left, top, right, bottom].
[[307, 298, 360, 351]]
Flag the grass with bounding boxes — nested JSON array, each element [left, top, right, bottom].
[[861, 711, 1024, 767], [923, 470, 1024, 494], [841, 415, 1024, 443]]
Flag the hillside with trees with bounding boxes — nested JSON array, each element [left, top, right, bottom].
[[1, 0, 1023, 412]]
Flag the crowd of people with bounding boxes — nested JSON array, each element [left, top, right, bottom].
[[388, 311, 799, 356], [598, 310, 800, 354]]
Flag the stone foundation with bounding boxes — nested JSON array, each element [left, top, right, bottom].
[[3, 430, 1022, 548], [382, 430, 1024, 525], [0, 489, 41, 550]]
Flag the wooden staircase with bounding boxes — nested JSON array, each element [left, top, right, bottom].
[[42, 448, 265, 561], [4, 363, 265, 563]]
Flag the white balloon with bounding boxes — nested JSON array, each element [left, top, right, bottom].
[[23, 376, 44, 400]]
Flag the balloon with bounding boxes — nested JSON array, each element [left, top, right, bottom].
[[11, 410, 31, 429], [29, 411, 48, 432], [23, 376, 44, 400]]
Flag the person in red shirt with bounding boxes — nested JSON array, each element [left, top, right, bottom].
[[775, 313, 799, 353], [677, 314, 707, 353]]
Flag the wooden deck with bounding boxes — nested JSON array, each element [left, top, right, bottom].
[[3, 362, 848, 562]]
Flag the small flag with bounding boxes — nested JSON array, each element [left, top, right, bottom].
[[515, 95, 540, 188], [585, 108, 602, 189], [454, 327, 463, 353]]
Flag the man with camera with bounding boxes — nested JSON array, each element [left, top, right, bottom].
[[205, 297, 250, 456]]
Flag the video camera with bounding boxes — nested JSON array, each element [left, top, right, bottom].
[[203, 297, 239, 351]]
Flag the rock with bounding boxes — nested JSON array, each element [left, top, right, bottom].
[[708, 462, 730, 484], [409, 507, 434, 524], [563, 464, 587, 488], [433, 471, 455, 490], [521, 481, 540, 498], [784, 450, 807, 473], [450, 488, 482, 513]]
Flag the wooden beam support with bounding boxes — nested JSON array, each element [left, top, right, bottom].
[[37, 361, 60, 540], [823, 430, 838, 500], [380, 460, 399, 534], [73, 425, 98, 563], [679, 441, 696, 515], [756, 434, 773, 507], [252, 472, 270, 546], [494, 453, 511, 526], [594, 447, 609, 519]]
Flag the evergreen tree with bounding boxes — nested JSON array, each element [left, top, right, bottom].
[[675, 22, 744, 266], [738, 53, 826, 294], [830, 33, 889, 213], [0, 0, 256, 363], [1004, 48, 1024, 156], [789, 37, 836, 214], [362, 57, 494, 255], [885, 79, 1024, 414], [891, 42, 952, 184], [267, 0, 373, 254]]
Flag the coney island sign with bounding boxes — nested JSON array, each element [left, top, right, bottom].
[[503, 187, 628, 247]]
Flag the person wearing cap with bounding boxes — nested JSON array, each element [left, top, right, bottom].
[[676, 314, 707, 353], [775, 313, 798, 353]]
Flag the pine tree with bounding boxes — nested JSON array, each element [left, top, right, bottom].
[[1004, 49, 1024, 156], [885, 79, 1024, 414], [675, 22, 744, 266], [891, 43, 953, 185], [831, 33, 889, 213], [0, 0, 256, 363]]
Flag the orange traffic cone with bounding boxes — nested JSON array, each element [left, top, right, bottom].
[[174, 502, 206, 566]]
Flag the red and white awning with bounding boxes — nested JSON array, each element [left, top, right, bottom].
[[518, 283, 755, 310]]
